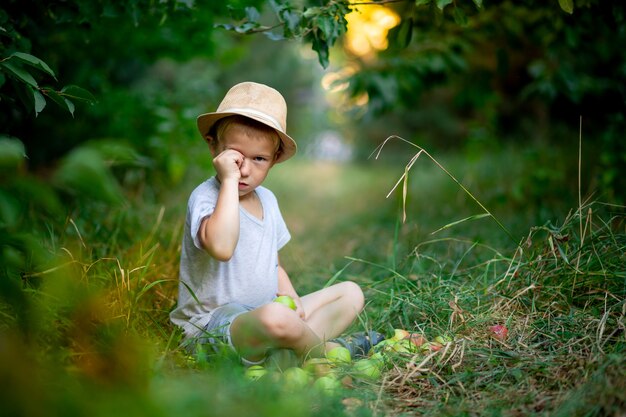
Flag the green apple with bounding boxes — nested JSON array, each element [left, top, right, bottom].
[[313, 375, 342, 395], [353, 358, 381, 380], [282, 367, 312, 389], [391, 339, 417, 354], [244, 365, 268, 380], [273, 295, 296, 310], [369, 351, 385, 364], [434, 335, 452, 344], [303, 357, 333, 378], [372, 339, 394, 352], [391, 328, 410, 341], [326, 346, 351, 365]]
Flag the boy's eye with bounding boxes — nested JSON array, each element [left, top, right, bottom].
[[254, 156, 267, 162]]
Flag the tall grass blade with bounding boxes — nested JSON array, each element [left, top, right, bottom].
[[372, 135, 518, 246], [430, 213, 491, 235]]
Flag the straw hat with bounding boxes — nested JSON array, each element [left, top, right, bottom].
[[197, 82, 297, 163]]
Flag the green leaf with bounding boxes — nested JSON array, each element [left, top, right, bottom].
[[264, 31, 285, 41], [65, 98, 75, 117], [388, 18, 413, 49], [303, 7, 320, 18], [0, 189, 21, 229], [436, 0, 453, 10], [309, 32, 330, 68], [43, 88, 71, 112], [60, 85, 96, 104], [11, 176, 64, 219], [453, 6, 468, 26], [282, 10, 301, 33], [0, 61, 38, 87], [558, 0, 574, 14], [317, 16, 333, 41], [14, 82, 35, 112], [10, 52, 56, 79], [33, 89, 46, 116], [245, 7, 260, 22], [53, 147, 124, 204], [234, 21, 260, 34], [83, 139, 152, 168], [0, 136, 27, 171], [473, 0, 484, 9]]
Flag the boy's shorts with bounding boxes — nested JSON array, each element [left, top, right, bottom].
[[196, 302, 264, 366]]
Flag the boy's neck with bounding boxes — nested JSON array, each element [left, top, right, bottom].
[[240, 190, 263, 220]]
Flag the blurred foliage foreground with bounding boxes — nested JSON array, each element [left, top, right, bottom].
[[1, 151, 625, 416]]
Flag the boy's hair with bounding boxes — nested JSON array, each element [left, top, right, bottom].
[[208, 115, 283, 161]]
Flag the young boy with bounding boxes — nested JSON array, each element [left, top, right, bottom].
[[170, 82, 381, 364]]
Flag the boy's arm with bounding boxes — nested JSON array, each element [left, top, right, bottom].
[[198, 150, 243, 261], [277, 257, 305, 319]]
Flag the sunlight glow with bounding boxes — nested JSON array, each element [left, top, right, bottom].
[[321, 66, 356, 93], [344, 3, 401, 58]]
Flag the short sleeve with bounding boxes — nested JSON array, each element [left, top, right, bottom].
[[188, 179, 219, 250]]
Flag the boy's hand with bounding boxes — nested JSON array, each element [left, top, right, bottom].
[[213, 149, 244, 182], [294, 296, 306, 320], [277, 292, 306, 320]]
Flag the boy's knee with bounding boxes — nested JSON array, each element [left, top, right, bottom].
[[339, 281, 365, 311], [257, 303, 303, 342]]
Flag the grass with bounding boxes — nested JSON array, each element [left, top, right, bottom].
[[1, 143, 624, 417]]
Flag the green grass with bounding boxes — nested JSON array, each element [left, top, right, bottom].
[[1, 144, 624, 417]]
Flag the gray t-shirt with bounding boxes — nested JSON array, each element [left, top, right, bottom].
[[170, 177, 291, 338]]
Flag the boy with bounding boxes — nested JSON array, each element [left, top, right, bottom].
[[171, 82, 381, 364]]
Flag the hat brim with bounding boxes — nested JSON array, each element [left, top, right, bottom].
[[197, 111, 297, 164]]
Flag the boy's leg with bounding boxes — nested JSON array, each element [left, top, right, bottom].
[[300, 281, 364, 342], [229, 281, 364, 362], [230, 302, 327, 362]]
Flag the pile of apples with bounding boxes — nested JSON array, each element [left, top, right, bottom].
[[244, 327, 455, 395]]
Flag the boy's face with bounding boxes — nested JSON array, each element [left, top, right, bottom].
[[213, 123, 277, 199]]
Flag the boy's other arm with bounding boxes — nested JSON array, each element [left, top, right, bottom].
[[277, 257, 305, 319], [198, 150, 243, 261]]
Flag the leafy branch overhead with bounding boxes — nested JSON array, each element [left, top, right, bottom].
[[216, 0, 576, 69], [217, 0, 351, 68], [0, 52, 96, 117]]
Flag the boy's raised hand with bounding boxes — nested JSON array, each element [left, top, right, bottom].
[[213, 149, 244, 182]]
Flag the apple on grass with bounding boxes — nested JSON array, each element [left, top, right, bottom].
[[326, 346, 351, 365], [368, 351, 386, 364], [371, 339, 395, 353], [303, 358, 333, 378], [420, 342, 443, 352], [390, 328, 410, 342], [409, 334, 427, 348], [489, 324, 508, 341], [352, 358, 382, 381], [244, 365, 268, 381], [273, 295, 297, 310], [282, 367, 312, 389], [389, 339, 415, 354], [314, 375, 342, 395], [434, 335, 453, 344]]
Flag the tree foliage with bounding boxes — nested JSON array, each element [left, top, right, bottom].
[[0, 0, 258, 330], [224, 0, 625, 201]]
